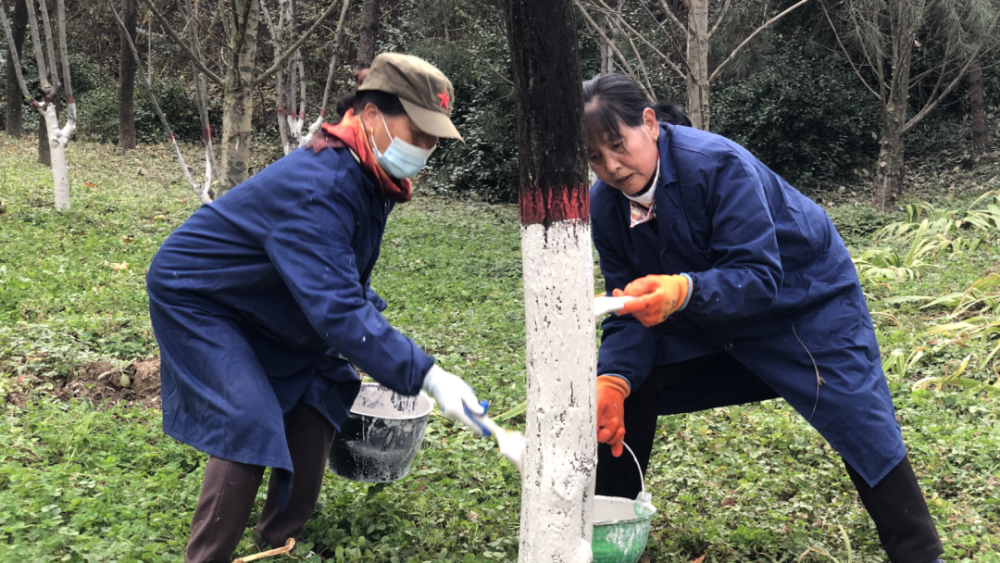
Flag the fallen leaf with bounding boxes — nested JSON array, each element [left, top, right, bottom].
[[84, 181, 97, 188], [414, 484, 427, 493], [110, 262, 129, 272], [690, 556, 706, 563], [153, 214, 166, 220], [466, 510, 480, 522], [122, 236, 134, 243], [720, 497, 735, 507], [988, 475, 999, 487]]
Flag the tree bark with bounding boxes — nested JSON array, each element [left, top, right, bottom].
[[505, 1, 596, 562], [357, 0, 378, 67], [969, 56, 987, 149], [219, 0, 260, 194], [37, 111, 51, 164], [117, 0, 138, 150], [686, 0, 709, 130], [872, 0, 916, 211], [3, 0, 27, 138]]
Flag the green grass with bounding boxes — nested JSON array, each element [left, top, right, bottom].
[[1, 135, 1000, 562]]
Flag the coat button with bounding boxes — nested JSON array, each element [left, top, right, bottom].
[[724, 342, 733, 351]]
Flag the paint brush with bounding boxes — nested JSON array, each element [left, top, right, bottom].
[[474, 414, 524, 473], [594, 295, 634, 318]]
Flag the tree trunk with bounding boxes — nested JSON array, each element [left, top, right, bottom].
[[969, 56, 986, 149], [686, 0, 709, 130], [38, 111, 51, 165], [4, 0, 28, 138], [505, 1, 596, 562], [873, 0, 915, 211], [41, 103, 70, 209], [118, 0, 138, 150], [357, 0, 378, 67], [599, 0, 624, 75], [219, 0, 260, 194]]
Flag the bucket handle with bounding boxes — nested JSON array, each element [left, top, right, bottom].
[[620, 442, 652, 505]]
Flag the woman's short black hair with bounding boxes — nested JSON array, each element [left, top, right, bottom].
[[581, 73, 690, 146], [335, 89, 407, 118]]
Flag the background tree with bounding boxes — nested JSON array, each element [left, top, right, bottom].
[[1, 0, 76, 209], [3, 0, 27, 137], [356, 0, 378, 67], [116, 0, 137, 149], [824, 0, 1000, 210], [575, 0, 808, 130], [969, 55, 987, 149], [141, 0, 343, 193]]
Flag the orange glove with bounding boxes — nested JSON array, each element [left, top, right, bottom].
[[616, 274, 690, 327], [597, 376, 629, 457]]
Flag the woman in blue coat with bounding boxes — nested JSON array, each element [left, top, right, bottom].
[[585, 74, 942, 563], [147, 54, 485, 563]]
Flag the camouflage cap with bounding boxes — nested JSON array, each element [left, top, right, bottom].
[[359, 53, 462, 141]]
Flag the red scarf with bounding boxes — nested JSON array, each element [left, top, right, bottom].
[[306, 109, 412, 203]]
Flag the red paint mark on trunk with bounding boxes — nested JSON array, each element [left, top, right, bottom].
[[299, 111, 305, 119], [320, 108, 327, 117], [519, 184, 589, 226], [278, 107, 285, 116], [202, 127, 211, 143], [65, 95, 75, 104]]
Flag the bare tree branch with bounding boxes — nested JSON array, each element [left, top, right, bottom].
[[317, 0, 353, 116], [253, 0, 344, 87], [641, 1, 692, 76], [821, 1, 878, 98], [619, 20, 655, 97], [904, 16, 1000, 134], [56, 0, 72, 102], [141, 0, 225, 85], [0, 0, 34, 102], [590, 0, 686, 80], [656, 0, 687, 36], [709, 0, 809, 83], [38, 0, 61, 95], [574, 0, 649, 98], [25, 0, 51, 93], [707, 0, 732, 38]]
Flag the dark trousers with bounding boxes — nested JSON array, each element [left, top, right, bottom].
[[184, 404, 337, 563], [595, 352, 943, 563]]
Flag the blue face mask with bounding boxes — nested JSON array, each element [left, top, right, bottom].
[[371, 114, 436, 179]]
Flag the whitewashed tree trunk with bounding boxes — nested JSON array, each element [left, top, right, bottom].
[[519, 221, 597, 563], [507, 0, 596, 561], [42, 103, 70, 209]]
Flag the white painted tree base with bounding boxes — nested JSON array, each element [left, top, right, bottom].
[[519, 219, 597, 563]]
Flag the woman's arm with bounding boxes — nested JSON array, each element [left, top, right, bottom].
[[264, 164, 433, 396], [682, 151, 783, 323]]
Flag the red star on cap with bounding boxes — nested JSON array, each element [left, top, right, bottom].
[[437, 89, 451, 110]]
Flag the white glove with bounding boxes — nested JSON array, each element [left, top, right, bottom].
[[422, 364, 486, 434]]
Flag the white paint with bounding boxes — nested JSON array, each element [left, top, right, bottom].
[[42, 101, 76, 211], [350, 383, 432, 419], [519, 219, 597, 563]]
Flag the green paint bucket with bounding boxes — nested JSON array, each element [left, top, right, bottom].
[[592, 443, 656, 563]]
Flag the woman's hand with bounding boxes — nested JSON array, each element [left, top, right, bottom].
[[597, 376, 628, 457], [616, 274, 690, 327], [422, 365, 487, 434]]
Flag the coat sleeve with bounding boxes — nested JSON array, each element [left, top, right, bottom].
[[593, 214, 660, 393], [684, 150, 782, 323], [365, 282, 388, 312], [263, 175, 433, 397]]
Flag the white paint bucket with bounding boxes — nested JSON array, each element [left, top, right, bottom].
[[592, 443, 657, 563]]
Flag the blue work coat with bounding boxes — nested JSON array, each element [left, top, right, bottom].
[[592, 125, 905, 486], [146, 145, 434, 486]]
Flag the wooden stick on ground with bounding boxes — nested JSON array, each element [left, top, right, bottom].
[[234, 538, 296, 563]]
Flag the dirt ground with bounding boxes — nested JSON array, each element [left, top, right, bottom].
[[7, 358, 163, 409]]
